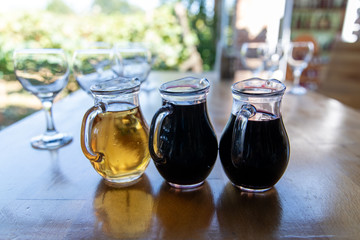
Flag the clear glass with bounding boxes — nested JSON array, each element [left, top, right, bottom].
[[287, 41, 314, 95], [219, 78, 290, 192], [240, 42, 269, 77], [72, 48, 118, 96], [80, 77, 150, 188], [13, 48, 72, 150], [114, 42, 153, 91], [264, 42, 284, 78], [149, 77, 218, 189]]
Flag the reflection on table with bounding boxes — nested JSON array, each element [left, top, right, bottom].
[[93, 175, 154, 239], [156, 182, 214, 239]]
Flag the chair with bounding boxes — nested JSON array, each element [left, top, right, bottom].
[[317, 41, 360, 110]]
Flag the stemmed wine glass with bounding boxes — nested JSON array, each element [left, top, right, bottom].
[[72, 48, 118, 96], [114, 42, 152, 91], [287, 41, 314, 95], [265, 42, 284, 79], [13, 48, 73, 150], [240, 42, 269, 77]]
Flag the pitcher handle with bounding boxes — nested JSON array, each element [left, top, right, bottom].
[[149, 104, 173, 164], [231, 104, 256, 168], [81, 103, 106, 163]]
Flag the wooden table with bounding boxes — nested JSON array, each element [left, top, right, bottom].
[[1, 71, 360, 239]]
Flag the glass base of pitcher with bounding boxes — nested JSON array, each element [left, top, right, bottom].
[[168, 181, 204, 190], [233, 183, 273, 193], [103, 173, 143, 188]]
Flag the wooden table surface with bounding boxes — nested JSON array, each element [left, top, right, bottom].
[[1, 71, 360, 239]]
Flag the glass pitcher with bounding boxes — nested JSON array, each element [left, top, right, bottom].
[[219, 78, 290, 192], [81, 77, 150, 187], [149, 77, 218, 189]]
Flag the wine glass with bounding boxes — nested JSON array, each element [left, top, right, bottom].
[[265, 42, 284, 79], [240, 42, 269, 77], [287, 41, 314, 95], [114, 42, 152, 91], [72, 48, 118, 96], [13, 48, 73, 150]]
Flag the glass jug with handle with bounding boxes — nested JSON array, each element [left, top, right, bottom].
[[219, 78, 290, 192], [81, 77, 150, 187], [149, 77, 218, 189]]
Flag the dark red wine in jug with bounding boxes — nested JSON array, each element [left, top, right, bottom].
[[219, 112, 290, 190], [155, 102, 218, 185]]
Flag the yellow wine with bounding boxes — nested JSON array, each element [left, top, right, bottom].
[[82, 106, 150, 184]]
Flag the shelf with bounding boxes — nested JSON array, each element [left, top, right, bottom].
[[293, 8, 345, 12], [293, 0, 347, 9], [292, 28, 339, 32]]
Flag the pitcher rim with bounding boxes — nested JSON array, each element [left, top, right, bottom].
[[90, 77, 140, 95], [232, 78, 286, 97], [159, 76, 210, 96]]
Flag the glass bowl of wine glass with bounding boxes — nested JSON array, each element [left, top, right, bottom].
[[114, 42, 153, 91], [240, 42, 269, 77], [72, 48, 118, 96]]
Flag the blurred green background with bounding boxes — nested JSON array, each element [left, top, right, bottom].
[[0, 0, 219, 129]]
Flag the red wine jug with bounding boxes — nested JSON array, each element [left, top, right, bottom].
[[219, 78, 290, 192], [149, 77, 218, 189]]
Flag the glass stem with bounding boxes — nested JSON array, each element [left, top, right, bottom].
[[41, 99, 57, 135], [293, 69, 302, 87]]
